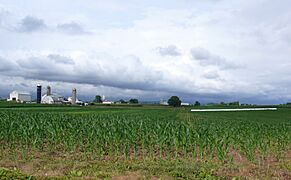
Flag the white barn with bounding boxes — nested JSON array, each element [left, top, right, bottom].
[[41, 94, 64, 104], [8, 91, 31, 102], [41, 86, 64, 104], [67, 97, 83, 104]]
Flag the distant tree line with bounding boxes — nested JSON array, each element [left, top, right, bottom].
[[93, 95, 139, 104], [129, 99, 139, 104], [94, 94, 284, 107]]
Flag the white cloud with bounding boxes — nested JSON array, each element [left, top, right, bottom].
[[57, 22, 88, 35], [202, 70, 220, 80], [47, 54, 75, 64], [156, 45, 181, 56]]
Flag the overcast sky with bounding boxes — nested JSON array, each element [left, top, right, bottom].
[[0, 0, 291, 104]]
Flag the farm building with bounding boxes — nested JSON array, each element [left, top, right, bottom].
[[102, 101, 114, 105], [100, 95, 114, 104], [67, 88, 83, 105], [41, 86, 64, 104], [67, 97, 83, 104], [181, 102, 190, 106], [160, 99, 169, 105], [42, 94, 64, 104], [8, 91, 31, 103]]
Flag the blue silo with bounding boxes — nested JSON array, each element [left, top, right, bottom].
[[37, 84, 42, 104]]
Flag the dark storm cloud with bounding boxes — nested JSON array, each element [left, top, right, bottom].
[[0, 53, 241, 103], [3, 54, 163, 93], [191, 47, 240, 69], [17, 16, 47, 32], [1, 53, 289, 104], [48, 54, 75, 64], [0, 54, 210, 97], [156, 45, 181, 56], [16, 56, 69, 77], [57, 22, 87, 35]]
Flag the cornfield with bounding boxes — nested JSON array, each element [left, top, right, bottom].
[[0, 108, 290, 163]]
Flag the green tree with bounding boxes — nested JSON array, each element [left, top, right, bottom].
[[229, 101, 240, 106], [129, 98, 139, 104], [194, 101, 201, 106], [94, 95, 103, 103], [119, 99, 126, 104], [168, 96, 181, 107]]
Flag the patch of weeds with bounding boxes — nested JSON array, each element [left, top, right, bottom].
[[195, 167, 219, 179], [171, 170, 187, 179], [121, 159, 222, 179], [95, 171, 111, 179], [0, 167, 34, 180], [69, 170, 83, 177], [281, 162, 291, 171]]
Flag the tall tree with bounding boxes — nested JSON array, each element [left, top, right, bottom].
[[194, 101, 201, 106], [119, 99, 126, 104], [94, 95, 103, 103], [168, 96, 181, 107], [129, 98, 139, 104]]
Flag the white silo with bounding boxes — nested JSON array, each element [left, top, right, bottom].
[[72, 88, 77, 105], [47, 86, 51, 96], [101, 95, 106, 101]]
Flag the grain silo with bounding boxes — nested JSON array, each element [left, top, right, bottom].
[[71, 88, 76, 105], [41, 86, 64, 104], [47, 86, 51, 96], [37, 84, 42, 104]]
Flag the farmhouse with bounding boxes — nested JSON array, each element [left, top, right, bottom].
[[8, 90, 31, 103]]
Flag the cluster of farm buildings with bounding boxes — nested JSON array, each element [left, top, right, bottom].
[[7, 85, 84, 105], [6, 84, 191, 106]]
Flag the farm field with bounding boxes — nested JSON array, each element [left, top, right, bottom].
[[0, 104, 291, 179]]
